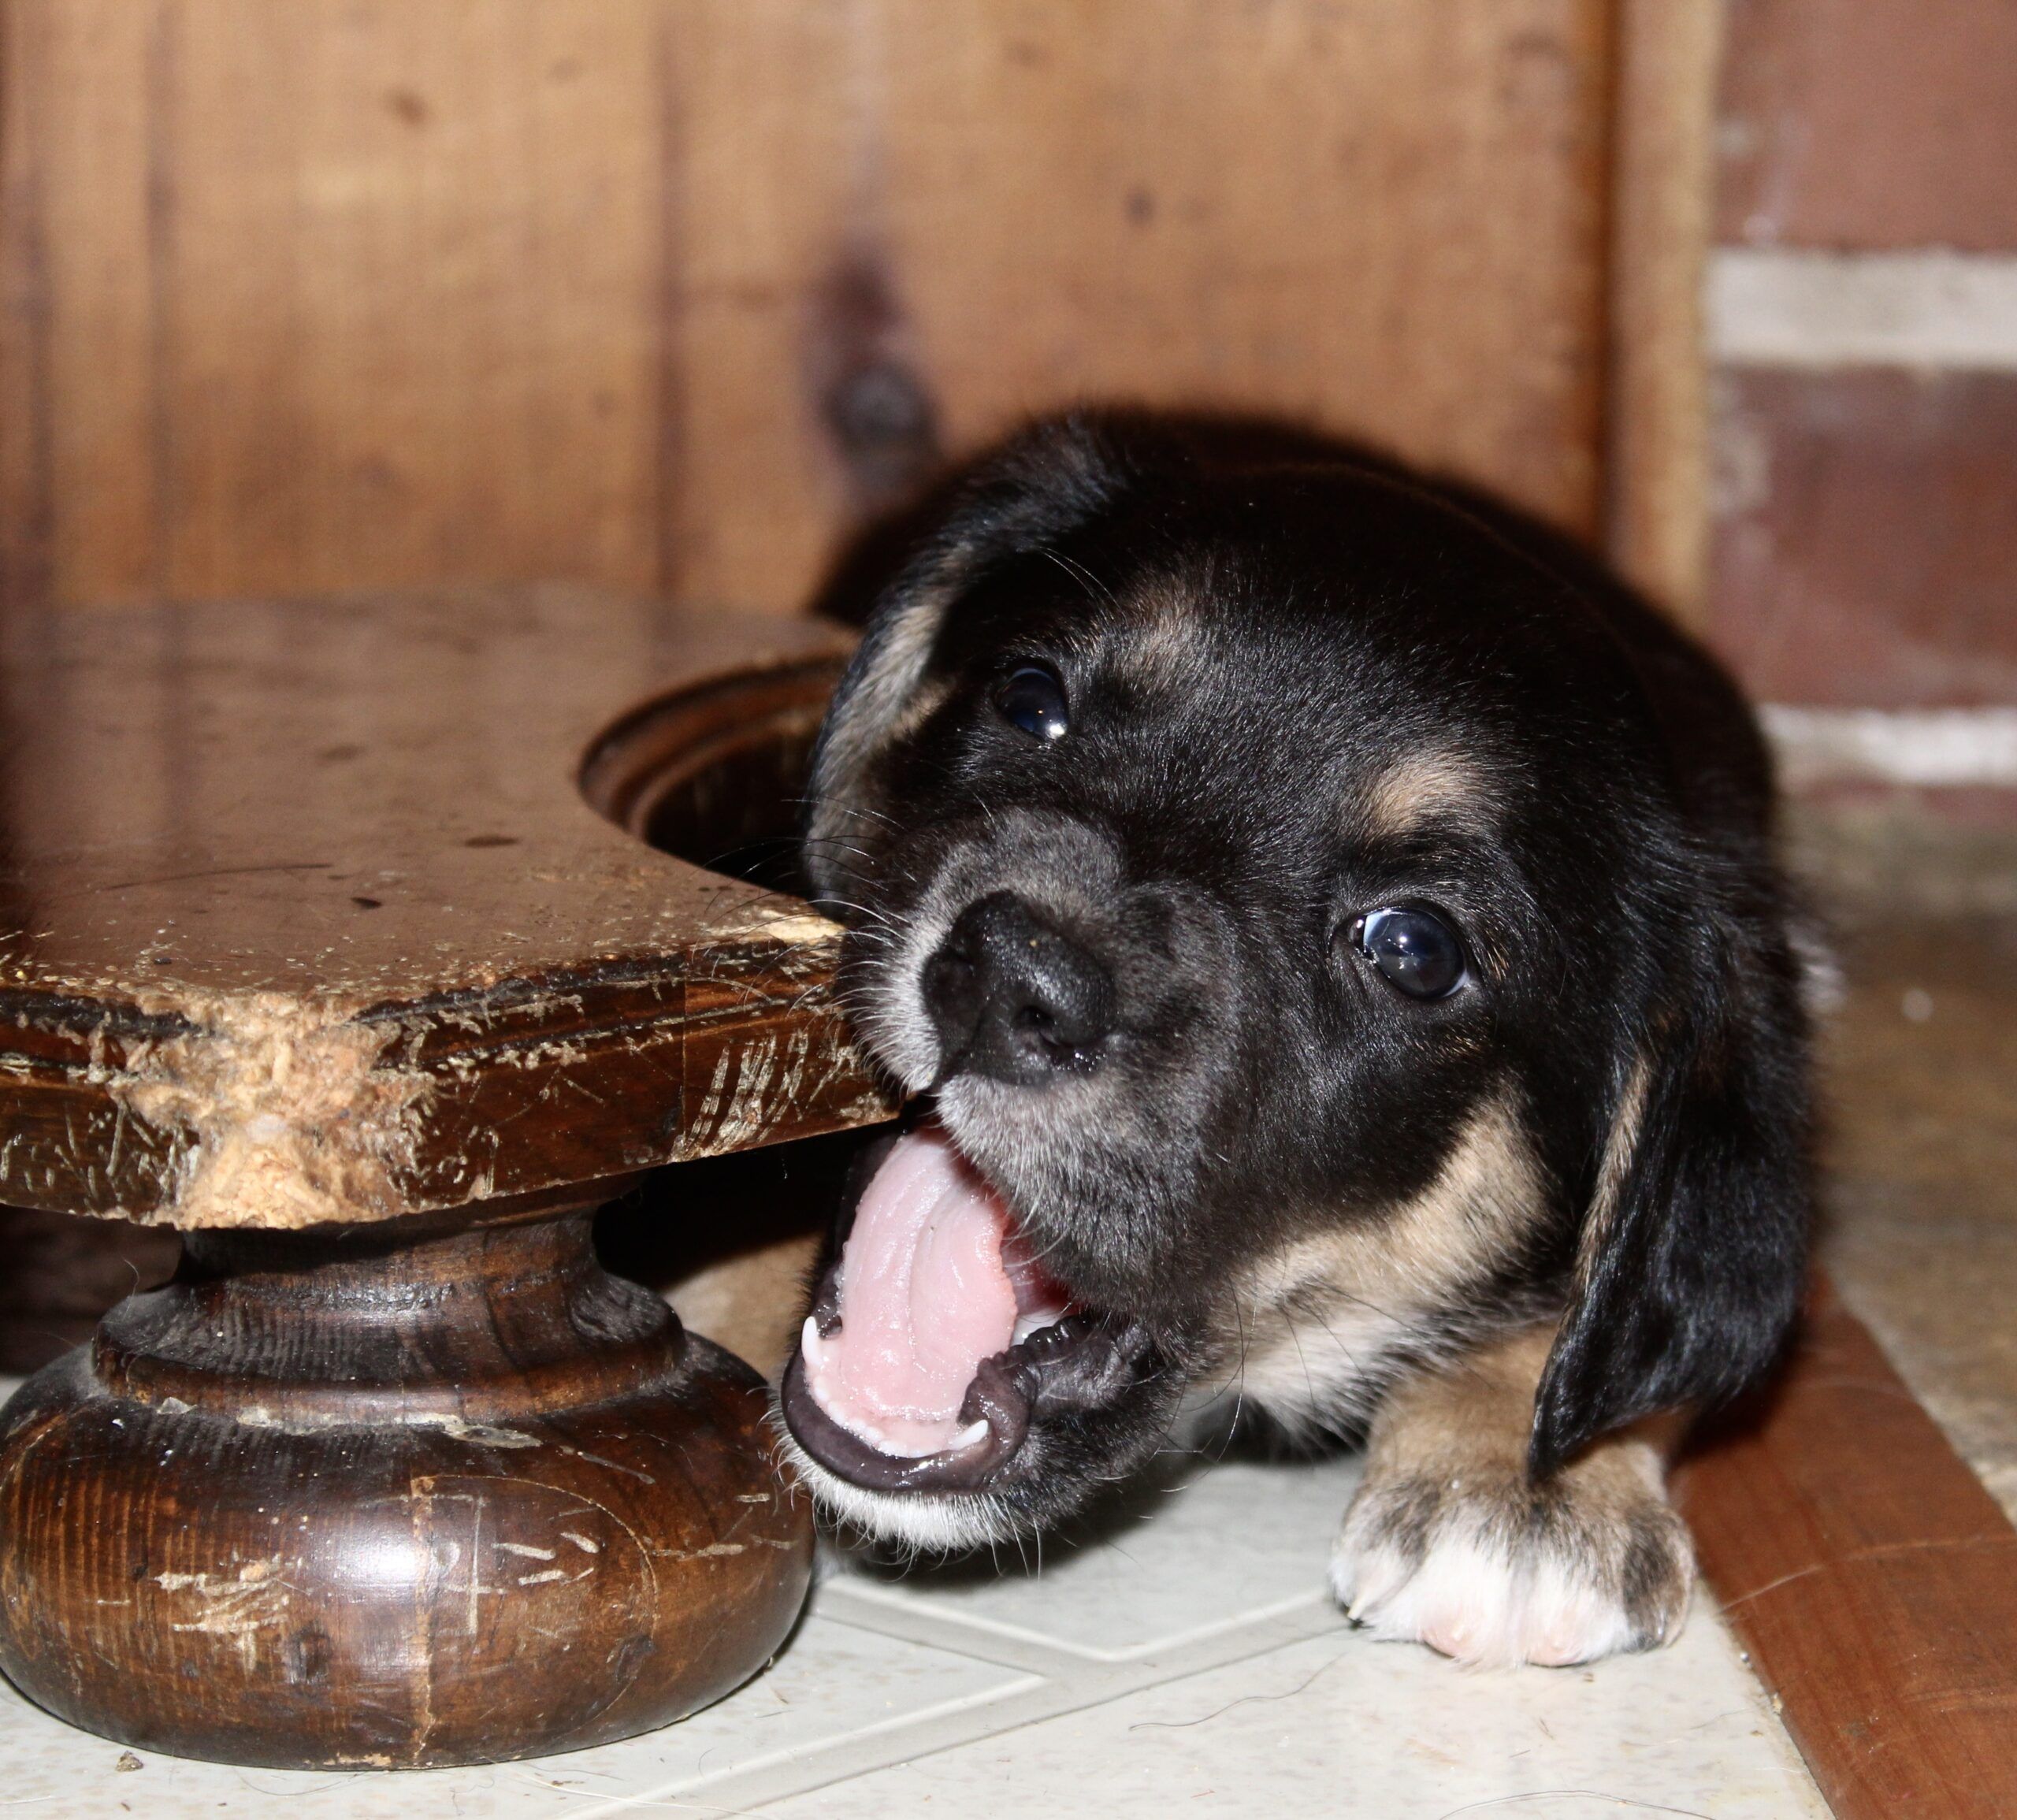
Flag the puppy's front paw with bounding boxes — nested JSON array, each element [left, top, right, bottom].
[[1328, 1454, 1693, 1668]]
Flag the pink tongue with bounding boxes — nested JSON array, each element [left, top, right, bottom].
[[801, 1126, 1067, 1458]]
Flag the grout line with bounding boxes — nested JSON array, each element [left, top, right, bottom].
[[592, 1599, 1350, 1814], [816, 1575, 1338, 1668], [1709, 248, 2017, 372], [808, 1581, 1086, 1675], [1763, 704, 2017, 789]]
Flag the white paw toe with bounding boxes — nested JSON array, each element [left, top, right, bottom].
[[1331, 1509, 1667, 1668]]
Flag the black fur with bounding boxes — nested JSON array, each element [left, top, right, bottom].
[[790, 410, 1812, 1537]]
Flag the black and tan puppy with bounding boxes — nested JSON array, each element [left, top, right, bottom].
[[777, 414, 1814, 1667]]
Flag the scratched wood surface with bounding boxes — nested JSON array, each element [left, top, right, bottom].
[[0, 0, 1615, 618], [1676, 1275, 2017, 1820], [0, 586, 892, 1228], [0, 1194, 815, 1767]]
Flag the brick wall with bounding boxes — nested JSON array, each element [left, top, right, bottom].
[[1704, 0, 2017, 718]]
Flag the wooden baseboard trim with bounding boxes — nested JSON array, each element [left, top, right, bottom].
[[1674, 1272, 2017, 1820]]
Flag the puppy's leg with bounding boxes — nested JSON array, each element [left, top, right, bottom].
[[1330, 1328, 1692, 1667]]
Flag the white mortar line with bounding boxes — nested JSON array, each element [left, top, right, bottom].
[[1709, 250, 2017, 371], [1763, 704, 2017, 789]]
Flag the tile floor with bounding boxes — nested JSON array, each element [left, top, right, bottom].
[[0, 1435, 1826, 1818], [1812, 909, 2017, 1522]]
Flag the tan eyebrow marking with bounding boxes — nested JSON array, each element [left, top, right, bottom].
[[1122, 604, 1210, 688], [1355, 747, 1495, 837]]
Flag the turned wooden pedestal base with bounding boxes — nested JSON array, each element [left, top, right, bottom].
[[0, 1194, 812, 1770]]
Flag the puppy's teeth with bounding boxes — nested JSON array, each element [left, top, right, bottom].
[[953, 1420, 989, 1450], [1016, 1304, 1072, 1343], [800, 1316, 825, 1368]]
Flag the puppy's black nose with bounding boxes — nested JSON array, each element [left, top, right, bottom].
[[922, 892, 1115, 1083]]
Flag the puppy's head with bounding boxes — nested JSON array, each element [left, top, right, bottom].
[[780, 417, 1810, 1548]]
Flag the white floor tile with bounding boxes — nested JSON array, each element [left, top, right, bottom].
[[0, 1612, 1029, 1818], [821, 1450, 1362, 1659], [763, 1613, 1829, 1820]]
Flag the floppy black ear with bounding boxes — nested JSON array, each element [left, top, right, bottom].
[[803, 415, 1135, 901], [1529, 899, 1813, 1477]]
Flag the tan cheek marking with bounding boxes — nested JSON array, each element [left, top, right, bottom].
[[1224, 1097, 1546, 1420], [1263, 1094, 1543, 1310]]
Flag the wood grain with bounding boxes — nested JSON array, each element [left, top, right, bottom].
[[0, 588, 892, 1228], [0, 1197, 814, 1768], [1603, 0, 1723, 626], [1676, 1275, 2017, 1820], [0, 596, 864, 1766], [1, 0, 666, 608], [2, 0, 1618, 616]]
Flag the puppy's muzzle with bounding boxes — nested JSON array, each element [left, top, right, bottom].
[[920, 891, 1115, 1083]]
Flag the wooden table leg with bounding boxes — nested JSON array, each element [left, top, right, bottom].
[[0, 1187, 812, 1770]]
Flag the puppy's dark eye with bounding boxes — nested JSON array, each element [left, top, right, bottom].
[[995, 662, 1070, 742], [1351, 906, 1467, 1001]]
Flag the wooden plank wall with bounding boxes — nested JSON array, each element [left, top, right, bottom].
[[0, 0, 1620, 619]]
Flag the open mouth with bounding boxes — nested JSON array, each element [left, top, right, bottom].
[[780, 1121, 1155, 1495]]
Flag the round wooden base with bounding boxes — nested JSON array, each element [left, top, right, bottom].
[[0, 1199, 812, 1770]]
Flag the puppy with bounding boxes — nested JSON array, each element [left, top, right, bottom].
[[777, 414, 1813, 1668]]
